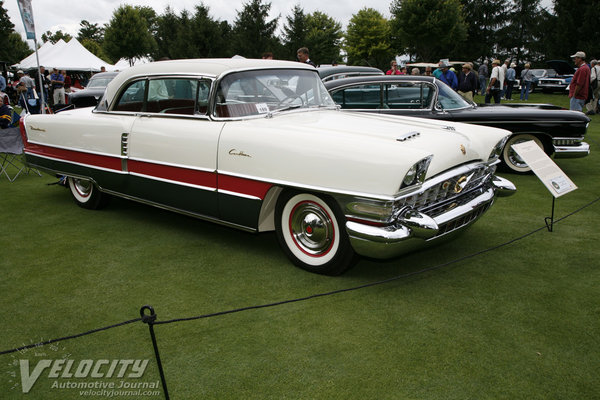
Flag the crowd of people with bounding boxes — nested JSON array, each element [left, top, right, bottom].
[[387, 51, 599, 114], [0, 66, 95, 117]]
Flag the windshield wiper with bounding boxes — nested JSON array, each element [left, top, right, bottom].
[[270, 104, 304, 115]]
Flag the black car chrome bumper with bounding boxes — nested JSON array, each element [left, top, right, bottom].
[[553, 142, 590, 158], [346, 176, 516, 259]]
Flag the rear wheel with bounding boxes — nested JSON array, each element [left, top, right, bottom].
[[275, 191, 356, 275], [501, 134, 544, 173], [68, 177, 109, 209]]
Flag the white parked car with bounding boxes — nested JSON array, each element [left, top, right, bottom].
[[20, 59, 516, 275]]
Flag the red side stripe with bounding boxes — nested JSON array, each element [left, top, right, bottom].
[[218, 174, 272, 199], [128, 159, 217, 188], [25, 144, 122, 171]]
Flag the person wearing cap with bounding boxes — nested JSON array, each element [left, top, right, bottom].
[[485, 59, 503, 104], [568, 51, 590, 112], [16, 70, 36, 109], [438, 60, 458, 90], [458, 63, 477, 101]]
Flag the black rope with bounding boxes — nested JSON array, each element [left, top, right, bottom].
[[0, 318, 141, 356], [0, 195, 598, 355]]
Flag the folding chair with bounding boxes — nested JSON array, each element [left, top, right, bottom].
[[0, 127, 26, 182]]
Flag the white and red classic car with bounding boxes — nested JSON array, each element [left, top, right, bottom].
[[20, 59, 516, 275]]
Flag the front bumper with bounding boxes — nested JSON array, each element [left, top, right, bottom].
[[346, 175, 516, 259], [553, 141, 590, 158]]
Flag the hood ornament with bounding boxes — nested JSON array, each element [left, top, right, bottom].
[[460, 144, 466, 155]]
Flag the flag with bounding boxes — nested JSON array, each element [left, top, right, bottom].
[[17, 0, 36, 40]]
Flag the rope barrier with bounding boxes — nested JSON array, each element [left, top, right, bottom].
[[2, 195, 597, 399]]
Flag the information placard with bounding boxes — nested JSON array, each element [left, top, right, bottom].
[[511, 140, 577, 198]]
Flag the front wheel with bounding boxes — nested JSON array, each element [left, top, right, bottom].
[[275, 191, 356, 275], [501, 134, 545, 173], [68, 177, 109, 209]]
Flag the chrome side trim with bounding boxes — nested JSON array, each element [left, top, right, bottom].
[[129, 156, 216, 174], [553, 142, 590, 158]]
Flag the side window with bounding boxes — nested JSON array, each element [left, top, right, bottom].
[[146, 78, 199, 115], [332, 84, 382, 109], [113, 80, 146, 112], [385, 83, 433, 109]]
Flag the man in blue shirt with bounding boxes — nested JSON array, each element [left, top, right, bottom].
[[438, 61, 458, 90], [50, 68, 65, 105], [505, 63, 516, 100]]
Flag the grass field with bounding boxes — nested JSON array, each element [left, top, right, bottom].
[[1, 93, 599, 399]]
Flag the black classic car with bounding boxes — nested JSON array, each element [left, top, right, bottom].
[[325, 75, 590, 172], [317, 65, 383, 82], [67, 71, 119, 108]]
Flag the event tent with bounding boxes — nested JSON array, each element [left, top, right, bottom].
[[13, 39, 113, 72]]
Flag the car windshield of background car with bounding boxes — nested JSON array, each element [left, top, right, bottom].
[[215, 69, 336, 118], [87, 77, 114, 89], [437, 81, 472, 110]]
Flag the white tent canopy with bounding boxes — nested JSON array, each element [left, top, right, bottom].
[[13, 39, 114, 72]]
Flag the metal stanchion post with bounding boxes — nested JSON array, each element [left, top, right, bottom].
[[141, 305, 170, 400]]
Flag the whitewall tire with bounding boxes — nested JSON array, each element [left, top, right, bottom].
[[68, 177, 108, 209], [275, 191, 356, 275], [502, 134, 545, 173]]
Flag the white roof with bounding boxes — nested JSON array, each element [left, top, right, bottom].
[[13, 39, 113, 72], [103, 58, 315, 105]]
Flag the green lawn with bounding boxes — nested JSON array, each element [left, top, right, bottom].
[[1, 93, 599, 399]]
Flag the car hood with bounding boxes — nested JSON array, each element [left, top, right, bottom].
[[546, 60, 574, 76], [218, 110, 510, 197]]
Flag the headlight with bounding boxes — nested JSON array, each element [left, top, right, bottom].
[[400, 156, 432, 189], [488, 136, 510, 162]]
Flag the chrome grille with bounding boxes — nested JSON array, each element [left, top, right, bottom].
[[430, 201, 491, 239], [395, 164, 491, 212]]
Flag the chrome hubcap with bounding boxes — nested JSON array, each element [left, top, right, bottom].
[[73, 179, 92, 197], [290, 202, 334, 256]]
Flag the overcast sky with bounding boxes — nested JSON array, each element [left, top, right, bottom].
[[6, 0, 554, 44], [6, 0, 396, 42]]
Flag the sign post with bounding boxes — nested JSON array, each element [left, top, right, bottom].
[[511, 140, 578, 232], [17, 0, 46, 114]]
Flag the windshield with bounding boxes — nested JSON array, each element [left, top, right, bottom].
[[214, 69, 336, 118], [436, 80, 472, 110], [87, 76, 115, 89]]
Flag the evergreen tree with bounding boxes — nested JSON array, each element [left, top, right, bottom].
[[77, 20, 104, 43], [282, 5, 307, 60], [457, 0, 509, 62], [231, 0, 280, 58], [345, 8, 395, 69], [390, 0, 467, 62], [304, 12, 343, 66], [41, 30, 72, 44]]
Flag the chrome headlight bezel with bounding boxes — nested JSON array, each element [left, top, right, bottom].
[[488, 135, 510, 163], [400, 155, 433, 189]]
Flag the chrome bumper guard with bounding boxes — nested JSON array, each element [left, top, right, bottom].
[[553, 142, 590, 158], [346, 175, 516, 259]]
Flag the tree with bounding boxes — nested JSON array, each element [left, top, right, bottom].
[[304, 12, 343, 66], [457, 0, 509, 62], [345, 8, 395, 69], [41, 30, 72, 44], [542, 0, 600, 61], [77, 20, 104, 43], [103, 5, 156, 65], [0, 1, 32, 63], [282, 5, 307, 60], [390, 0, 467, 62], [495, 0, 545, 64], [231, 0, 280, 58], [189, 5, 232, 58]]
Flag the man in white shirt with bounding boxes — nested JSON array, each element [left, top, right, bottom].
[[485, 59, 503, 104]]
